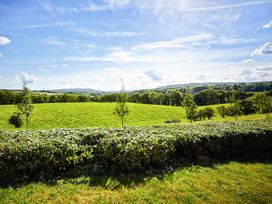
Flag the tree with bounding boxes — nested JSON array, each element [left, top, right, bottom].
[[16, 81, 33, 128], [217, 106, 228, 118], [183, 90, 198, 123], [204, 107, 215, 120], [250, 93, 272, 118], [114, 85, 129, 127], [228, 91, 242, 121]]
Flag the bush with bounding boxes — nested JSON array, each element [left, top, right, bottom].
[[8, 112, 23, 128], [0, 121, 271, 185], [165, 119, 181, 123], [217, 106, 228, 118]]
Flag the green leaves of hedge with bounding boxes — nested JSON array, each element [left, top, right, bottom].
[[0, 121, 271, 185]]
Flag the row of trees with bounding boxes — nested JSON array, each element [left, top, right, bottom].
[[183, 90, 272, 122], [6, 83, 272, 128], [1, 88, 272, 107], [0, 90, 91, 105]]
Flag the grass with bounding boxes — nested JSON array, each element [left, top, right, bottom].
[[0, 102, 268, 129], [0, 162, 271, 203]]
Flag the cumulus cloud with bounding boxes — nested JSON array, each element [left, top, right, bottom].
[[251, 42, 272, 56], [144, 69, 164, 82], [263, 20, 272, 29], [0, 36, 11, 45], [256, 66, 272, 72], [18, 72, 37, 84]]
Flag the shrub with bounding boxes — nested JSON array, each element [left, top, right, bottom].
[[0, 121, 271, 185], [165, 119, 181, 123], [9, 112, 23, 128]]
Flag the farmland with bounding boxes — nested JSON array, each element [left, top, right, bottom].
[[0, 102, 268, 129]]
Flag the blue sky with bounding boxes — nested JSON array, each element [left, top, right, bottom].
[[0, 0, 271, 90]]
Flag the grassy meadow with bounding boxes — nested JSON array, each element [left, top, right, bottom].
[[0, 102, 268, 129], [0, 162, 271, 203]]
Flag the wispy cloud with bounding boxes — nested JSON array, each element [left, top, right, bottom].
[[179, 0, 272, 12], [0, 36, 11, 45], [17, 22, 72, 29], [132, 33, 214, 51]]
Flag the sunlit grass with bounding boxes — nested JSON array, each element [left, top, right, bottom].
[[0, 102, 267, 129], [0, 162, 271, 203]]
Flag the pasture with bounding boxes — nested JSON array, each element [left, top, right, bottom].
[[0, 102, 267, 129]]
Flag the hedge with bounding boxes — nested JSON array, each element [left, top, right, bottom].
[[0, 120, 271, 185]]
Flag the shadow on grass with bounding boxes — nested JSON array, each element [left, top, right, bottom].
[[1, 153, 271, 189]]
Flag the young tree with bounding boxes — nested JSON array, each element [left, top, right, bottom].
[[17, 81, 33, 129], [250, 93, 272, 118], [182, 90, 198, 123], [228, 91, 242, 121], [114, 85, 129, 127]]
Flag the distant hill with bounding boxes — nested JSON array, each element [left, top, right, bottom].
[[155, 82, 236, 90], [35, 81, 272, 94], [38, 88, 108, 95]]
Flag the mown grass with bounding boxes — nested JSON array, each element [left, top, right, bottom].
[[0, 162, 271, 203], [0, 102, 267, 129]]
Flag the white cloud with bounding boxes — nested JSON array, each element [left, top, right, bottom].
[[62, 64, 69, 68], [0, 36, 11, 45], [263, 20, 272, 28], [106, 67, 128, 81], [17, 72, 37, 84], [18, 22, 71, 29], [251, 42, 272, 56], [65, 50, 145, 63], [144, 69, 164, 82], [196, 75, 207, 82], [132, 33, 214, 51], [242, 59, 255, 63], [73, 27, 142, 38], [43, 37, 65, 46], [61, 79, 75, 85], [82, 0, 272, 13], [0, 53, 2, 57]]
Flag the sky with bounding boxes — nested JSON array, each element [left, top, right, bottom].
[[0, 0, 271, 91]]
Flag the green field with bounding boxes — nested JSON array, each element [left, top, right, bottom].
[[0, 102, 267, 129], [0, 162, 271, 203]]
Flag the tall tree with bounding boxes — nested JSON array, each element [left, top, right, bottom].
[[250, 93, 272, 118], [228, 91, 242, 121], [183, 89, 198, 123], [114, 85, 129, 127], [17, 81, 33, 128]]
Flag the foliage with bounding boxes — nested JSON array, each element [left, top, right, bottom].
[[228, 91, 242, 120], [217, 106, 228, 118], [16, 84, 33, 128], [0, 120, 271, 185], [239, 99, 256, 115], [114, 90, 129, 127], [250, 93, 272, 118], [183, 91, 198, 122], [8, 112, 23, 128]]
